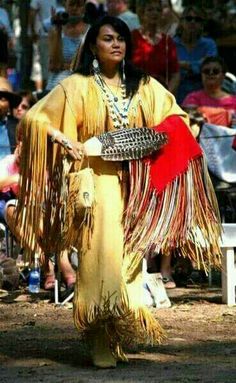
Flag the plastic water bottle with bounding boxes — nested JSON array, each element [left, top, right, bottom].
[[28, 253, 41, 293]]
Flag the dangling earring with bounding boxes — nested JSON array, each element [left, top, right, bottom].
[[92, 56, 100, 74], [121, 59, 126, 83]]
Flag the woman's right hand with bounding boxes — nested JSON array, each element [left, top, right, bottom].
[[61, 138, 85, 161], [50, 130, 85, 160]]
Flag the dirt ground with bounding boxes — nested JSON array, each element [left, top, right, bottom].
[[0, 286, 236, 383]]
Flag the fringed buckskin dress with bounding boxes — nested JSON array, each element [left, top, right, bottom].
[[17, 74, 221, 362]]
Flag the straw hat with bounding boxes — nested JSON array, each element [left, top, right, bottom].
[[0, 77, 22, 108]]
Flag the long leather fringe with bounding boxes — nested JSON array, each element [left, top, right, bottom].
[[16, 117, 48, 257], [124, 157, 222, 271], [73, 283, 165, 353]]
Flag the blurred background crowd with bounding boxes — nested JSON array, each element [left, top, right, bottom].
[[0, 0, 236, 96]]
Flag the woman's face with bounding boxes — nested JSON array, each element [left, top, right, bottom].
[[13, 96, 30, 120], [65, 0, 85, 16], [201, 62, 224, 89], [182, 11, 203, 35], [93, 24, 126, 68], [106, 0, 121, 16], [143, 3, 162, 26]]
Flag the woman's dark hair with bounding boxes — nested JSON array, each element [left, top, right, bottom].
[[74, 15, 148, 96], [18, 90, 37, 108], [181, 5, 205, 19], [200, 56, 227, 74]]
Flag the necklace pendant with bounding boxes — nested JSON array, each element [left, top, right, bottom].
[[114, 96, 118, 102]]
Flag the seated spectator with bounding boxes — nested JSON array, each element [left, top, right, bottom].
[[0, 141, 20, 226], [106, 0, 140, 31], [0, 86, 74, 290], [174, 6, 217, 104], [0, 126, 21, 274], [12, 90, 37, 120], [0, 89, 35, 226], [182, 56, 236, 128], [132, 0, 180, 95], [0, 77, 21, 160], [2, 126, 76, 290], [182, 56, 236, 189], [7, 90, 37, 153]]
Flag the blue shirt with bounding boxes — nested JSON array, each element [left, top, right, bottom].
[[173, 35, 218, 103], [0, 120, 11, 160]]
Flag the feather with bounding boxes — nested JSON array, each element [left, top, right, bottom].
[[98, 127, 168, 161]]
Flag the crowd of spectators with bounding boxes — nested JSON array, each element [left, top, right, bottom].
[[1, 1, 236, 96]]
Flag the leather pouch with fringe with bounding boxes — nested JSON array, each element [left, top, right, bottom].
[[61, 158, 95, 250]]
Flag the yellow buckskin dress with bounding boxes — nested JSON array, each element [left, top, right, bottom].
[[17, 74, 221, 365]]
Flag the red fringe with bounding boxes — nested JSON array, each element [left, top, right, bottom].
[[124, 157, 222, 270]]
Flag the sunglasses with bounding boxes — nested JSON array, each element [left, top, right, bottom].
[[184, 16, 203, 23], [18, 103, 30, 110], [201, 68, 222, 76]]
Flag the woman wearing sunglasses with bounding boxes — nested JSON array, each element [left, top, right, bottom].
[[182, 55, 236, 198], [182, 56, 236, 127], [173, 6, 218, 104]]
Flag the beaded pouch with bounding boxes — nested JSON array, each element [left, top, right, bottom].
[[66, 166, 94, 214]]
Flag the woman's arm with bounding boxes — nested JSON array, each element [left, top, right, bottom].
[[21, 77, 86, 161]]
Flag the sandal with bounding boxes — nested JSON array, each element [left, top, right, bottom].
[[162, 276, 176, 289], [44, 274, 55, 290]]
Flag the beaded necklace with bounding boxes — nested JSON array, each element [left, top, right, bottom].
[[94, 73, 131, 129]]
